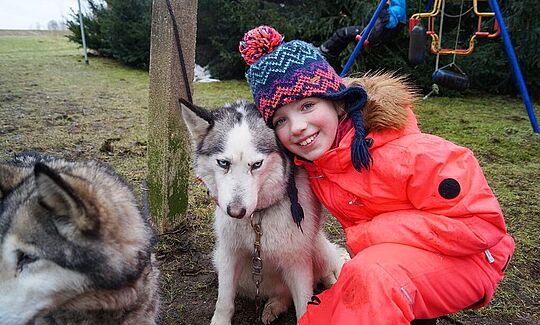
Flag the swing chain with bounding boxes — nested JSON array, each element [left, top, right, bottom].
[[451, 0, 467, 65]]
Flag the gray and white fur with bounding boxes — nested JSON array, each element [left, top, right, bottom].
[[0, 153, 160, 324]]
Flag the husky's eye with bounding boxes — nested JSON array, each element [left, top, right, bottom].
[[216, 159, 230, 170], [251, 160, 263, 171], [16, 250, 38, 273]]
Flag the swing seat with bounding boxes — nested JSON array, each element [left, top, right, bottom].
[[432, 68, 470, 90]]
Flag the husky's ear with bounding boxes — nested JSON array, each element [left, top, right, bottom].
[[179, 98, 213, 142], [34, 163, 99, 238], [0, 164, 31, 198]]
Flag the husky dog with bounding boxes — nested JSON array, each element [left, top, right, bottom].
[[181, 100, 347, 324], [0, 153, 160, 325]]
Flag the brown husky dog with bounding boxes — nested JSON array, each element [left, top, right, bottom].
[[0, 152, 160, 325]]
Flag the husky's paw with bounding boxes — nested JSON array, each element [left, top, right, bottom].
[[320, 272, 338, 288], [210, 314, 231, 325], [339, 246, 352, 263], [261, 296, 290, 324], [334, 245, 351, 274], [321, 246, 350, 288]]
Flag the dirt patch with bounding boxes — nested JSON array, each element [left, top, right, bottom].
[[157, 219, 218, 324]]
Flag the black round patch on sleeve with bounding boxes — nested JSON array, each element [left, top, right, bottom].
[[438, 178, 461, 199]]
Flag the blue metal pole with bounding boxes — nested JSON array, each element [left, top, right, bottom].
[[340, 0, 388, 77], [488, 0, 539, 133]]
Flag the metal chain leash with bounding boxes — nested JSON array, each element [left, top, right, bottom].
[[250, 213, 264, 325]]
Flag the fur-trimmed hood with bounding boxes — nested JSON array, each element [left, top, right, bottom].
[[343, 72, 419, 134]]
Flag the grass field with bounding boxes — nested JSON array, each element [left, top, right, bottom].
[[1, 30, 539, 324]]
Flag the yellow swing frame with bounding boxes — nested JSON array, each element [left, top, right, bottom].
[[410, 0, 499, 56]]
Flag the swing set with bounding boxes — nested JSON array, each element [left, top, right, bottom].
[[340, 0, 539, 134], [409, 0, 500, 92]]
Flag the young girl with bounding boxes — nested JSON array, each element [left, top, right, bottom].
[[239, 26, 515, 324]]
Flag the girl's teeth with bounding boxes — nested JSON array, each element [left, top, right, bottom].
[[300, 134, 316, 146]]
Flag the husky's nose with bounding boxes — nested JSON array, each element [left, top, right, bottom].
[[227, 205, 246, 219]]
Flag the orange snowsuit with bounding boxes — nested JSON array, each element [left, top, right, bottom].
[[296, 78, 514, 324]]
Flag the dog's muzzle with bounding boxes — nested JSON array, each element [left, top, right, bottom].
[[227, 205, 247, 219]]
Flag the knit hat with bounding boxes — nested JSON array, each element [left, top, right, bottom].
[[239, 26, 373, 226]]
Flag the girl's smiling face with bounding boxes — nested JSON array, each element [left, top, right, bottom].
[[272, 97, 339, 161]]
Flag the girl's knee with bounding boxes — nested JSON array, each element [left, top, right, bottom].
[[340, 259, 397, 294], [338, 261, 415, 319]]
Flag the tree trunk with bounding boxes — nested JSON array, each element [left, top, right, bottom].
[[147, 0, 197, 232]]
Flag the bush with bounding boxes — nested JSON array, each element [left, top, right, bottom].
[[66, 0, 112, 57], [67, 0, 151, 69], [196, 0, 313, 79]]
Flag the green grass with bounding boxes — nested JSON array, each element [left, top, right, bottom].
[[1, 30, 539, 324], [0, 31, 150, 192]]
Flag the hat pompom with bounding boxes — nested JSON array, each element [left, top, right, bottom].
[[239, 26, 284, 65]]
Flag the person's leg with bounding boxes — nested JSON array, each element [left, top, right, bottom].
[[319, 26, 362, 57], [299, 238, 512, 325]]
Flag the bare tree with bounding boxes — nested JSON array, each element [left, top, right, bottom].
[[48, 20, 60, 30]]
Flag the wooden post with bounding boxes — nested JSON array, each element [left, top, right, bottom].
[[147, 0, 198, 231]]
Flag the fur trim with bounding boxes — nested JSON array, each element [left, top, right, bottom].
[[343, 72, 419, 133]]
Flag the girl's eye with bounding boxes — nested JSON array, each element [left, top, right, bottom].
[[251, 160, 263, 171], [273, 117, 285, 127], [216, 159, 230, 170], [301, 102, 314, 111]]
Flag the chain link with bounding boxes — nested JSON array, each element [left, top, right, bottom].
[[250, 213, 263, 324]]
